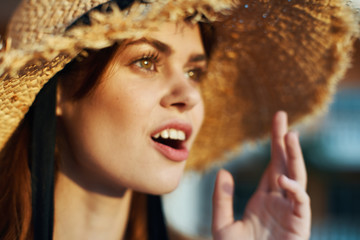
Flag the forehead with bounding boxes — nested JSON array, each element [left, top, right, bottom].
[[127, 21, 205, 53]]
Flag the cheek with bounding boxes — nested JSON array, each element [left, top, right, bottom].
[[60, 82, 157, 160], [187, 99, 205, 148], [57, 91, 150, 186], [194, 100, 205, 132]]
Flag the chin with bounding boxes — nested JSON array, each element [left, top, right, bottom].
[[136, 170, 184, 195], [143, 186, 178, 196], [132, 183, 180, 196]]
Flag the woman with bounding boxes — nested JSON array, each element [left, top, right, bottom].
[[0, 0, 357, 239]]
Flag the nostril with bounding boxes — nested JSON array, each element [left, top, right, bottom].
[[171, 102, 186, 108], [170, 102, 191, 112]]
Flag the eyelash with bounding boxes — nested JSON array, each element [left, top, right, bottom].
[[130, 51, 160, 72], [129, 51, 206, 82]]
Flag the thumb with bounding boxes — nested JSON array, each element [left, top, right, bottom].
[[212, 169, 235, 234]]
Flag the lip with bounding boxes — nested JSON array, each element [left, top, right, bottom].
[[150, 121, 193, 162]]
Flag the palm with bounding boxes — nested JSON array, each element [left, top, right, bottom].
[[212, 112, 311, 240], [243, 190, 307, 240]]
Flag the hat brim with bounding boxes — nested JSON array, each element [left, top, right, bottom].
[[0, 0, 357, 170], [190, 0, 358, 169]]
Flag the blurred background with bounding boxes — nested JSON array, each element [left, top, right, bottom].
[[1, 1, 359, 239], [163, 41, 360, 239]]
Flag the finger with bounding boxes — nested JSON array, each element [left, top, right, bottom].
[[278, 175, 311, 219], [261, 111, 288, 191], [285, 131, 307, 189], [271, 110, 288, 167], [212, 169, 235, 234], [272, 110, 288, 156]]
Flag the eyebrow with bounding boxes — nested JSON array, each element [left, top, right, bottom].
[[188, 54, 207, 63], [125, 38, 172, 55], [125, 38, 207, 63]]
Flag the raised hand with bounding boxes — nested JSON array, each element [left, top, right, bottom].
[[212, 111, 311, 240]]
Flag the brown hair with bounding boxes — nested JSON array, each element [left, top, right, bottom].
[[0, 117, 32, 240], [58, 45, 118, 100], [0, 43, 151, 239]]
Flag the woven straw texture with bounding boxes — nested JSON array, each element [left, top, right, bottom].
[[0, 0, 358, 170]]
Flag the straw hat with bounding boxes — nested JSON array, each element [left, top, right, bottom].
[[0, 0, 358, 170]]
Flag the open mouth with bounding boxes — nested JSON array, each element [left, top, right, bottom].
[[151, 128, 186, 150], [151, 127, 190, 161]]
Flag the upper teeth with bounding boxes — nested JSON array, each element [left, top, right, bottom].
[[153, 129, 186, 141]]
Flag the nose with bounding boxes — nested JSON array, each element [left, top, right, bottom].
[[160, 72, 202, 112]]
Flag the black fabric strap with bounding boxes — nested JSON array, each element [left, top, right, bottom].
[[66, 0, 135, 31], [29, 76, 57, 240], [147, 195, 169, 240]]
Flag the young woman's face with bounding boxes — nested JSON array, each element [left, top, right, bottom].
[[57, 22, 205, 195]]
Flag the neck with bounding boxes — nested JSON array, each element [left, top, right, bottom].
[[53, 172, 132, 240]]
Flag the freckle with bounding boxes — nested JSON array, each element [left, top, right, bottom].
[[222, 182, 233, 195]]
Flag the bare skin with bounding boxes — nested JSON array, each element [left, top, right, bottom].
[[54, 173, 132, 240], [212, 111, 311, 240]]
